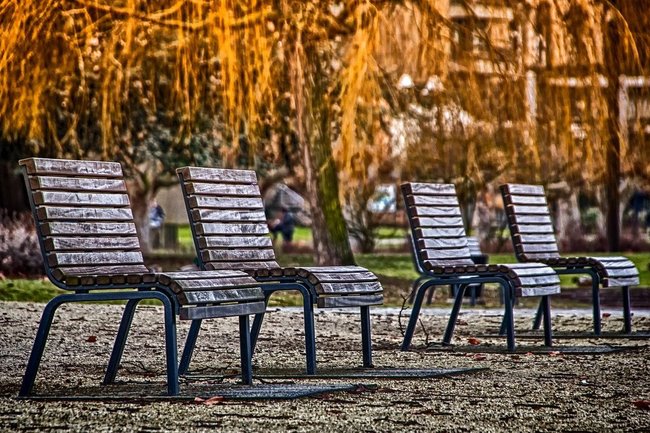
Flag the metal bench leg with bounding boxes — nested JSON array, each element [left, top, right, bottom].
[[532, 299, 543, 331], [161, 296, 179, 396], [590, 272, 602, 336], [442, 284, 464, 346], [250, 293, 271, 354], [502, 284, 516, 352], [19, 296, 66, 396], [622, 286, 632, 334], [104, 299, 140, 385], [401, 281, 432, 351], [239, 315, 253, 385], [360, 306, 373, 368], [469, 285, 477, 307], [178, 319, 202, 375], [303, 297, 317, 375], [498, 294, 516, 336], [541, 296, 553, 347], [426, 286, 435, 305]]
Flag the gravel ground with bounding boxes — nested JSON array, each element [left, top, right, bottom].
[[1, 301, 649, 432]]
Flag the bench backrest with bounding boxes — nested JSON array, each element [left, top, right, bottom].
[[499, 183, 561, 262], [401, 182, 474, 269], [19, 158, 148, 286], [177, 166, 280, 271]]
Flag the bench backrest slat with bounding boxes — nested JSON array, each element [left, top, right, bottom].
[[20, 157, 148, 284], [177, 166, 280, 271], [499, 183, 561, 261], [402, 182, 473, 268]]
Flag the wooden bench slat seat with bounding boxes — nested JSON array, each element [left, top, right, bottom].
[[18, 157, 265, 397], [401, 182, 561, 352], [177, 166, 384, 374], [500, 183, 640, 334]]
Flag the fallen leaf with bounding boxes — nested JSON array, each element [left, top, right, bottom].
[[633, 400, 650, 410], [602, 313, 611, 318], [456, 319, 468, 326], [202, 396, 224, 405], [468, 337, 481, 345], [473, 354, 487, 361], [350, 384, 378, 394], [548, 351, 562, 357], [86, 336, 97, 343]]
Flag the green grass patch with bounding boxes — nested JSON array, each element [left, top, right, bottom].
[[0, 279, 65, 303]]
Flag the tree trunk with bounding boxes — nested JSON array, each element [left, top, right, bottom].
[[293, 45, 355, 266], [129, 188, 153, 255]]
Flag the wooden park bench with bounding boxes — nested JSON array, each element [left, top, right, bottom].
[[500, 183, 640, 335], [176, 166, 384, 375], [18, 158, 266, 396], [401, 182, 561, 352]]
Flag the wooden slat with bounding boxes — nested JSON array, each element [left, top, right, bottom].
[[402, 182, 456, 196], [514, 233, 557, 244], [181, 289, 264, 305], [170, 277, 261, 291], [514, 274, 561, 287], [517, 243, 560, 254], [179, 301, 266, 320], [185, 182, 260, 196], [34, 191, 130, 206], [415, 227, 466, 238], [505, 195, 548, 206], [405, 195, 459, 206], [202, 249, 276, 262], [520, 284, 561, 297], [298, 266, 369, 273], [40, 222, 137, 235], [602, 267, 640, 278], [191, 209, 267, 222], [29, 176, 127, 192], [509, 214, 553, 225], [317, 281, 383, 295], [195, 222, 269, 235], [514, 224, 554, 234], [419, 248, 472, 261], [604, 277, 640, 288], [410, 216, 464, 227], [157, 269, 246, 284], [407, 205, 460, 217], [502, 184, 545, 196], [20, 158, 122, 177], [44, 236, 141, 251], [188, 196, 263, 209], [317, 294, 384, 308], [51, 264, 150, 282], [37, 207, 133, 221], [417, 237, 468, 249], [48, 251, 143, 267], [208, 261, 278, 271], [507, 204, 550, 215], [178, 166, 257, 183], [198, 235, 273, 249], [304, 271, 378, 284]]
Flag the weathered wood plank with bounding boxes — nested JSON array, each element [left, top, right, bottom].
[[198, 235, 273, 249], [407, 205, 460, 217], [504, 194, 548, 206], [317, 281, 383, 295], [604, 277, 640, 288], [20, 158, 122, 177], [304, 271, 378, 284], [44, 236, 141, 251], [48, 251, 143, 267], [401, 182, 456, 196], [417, 237, 468, 250], [514, 233, 558, 244], [179, 301, 266, 319], [178, 166, 257, 183], [514, 224, 555, 235], [415, 227, 466, 238], [181, 289, 264, 305], [501, 184, 545, 196], [37, 206, 133, 221], [191, 209, 267, 222], [297, 266, 369, 274], [317, 294, 384, 308], [170, 277, 261, 291], [515, 274, 561, 287], [206, 261, 278, 271], [509, 214, 553, 225], [34, 191, 130, 206], [405, 195, 459, 206], [410, 216, 464, 227], [40, 222, 137, 235], [602, 267, 640, 278], [188, 195, 264, 209], [507, 204, 550, 215], [202, 249, 276, 262], [29, 176, 127, 192], [517, 243, 560, 254], [51, 264, 150, 282], [419, 248, 472, 261], [195, 222, 269, 235], [520, 284, 561, 297], [157, 269, 246, 284], [185, 182, 260, 197]]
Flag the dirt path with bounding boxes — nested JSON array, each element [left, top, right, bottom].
[[1, 301, 649, 432]]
